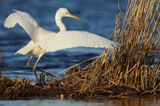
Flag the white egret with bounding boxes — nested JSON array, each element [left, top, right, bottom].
[[13, 8, 80, 68], [4, 8, 80, 81], [4, 8, 118, 81]]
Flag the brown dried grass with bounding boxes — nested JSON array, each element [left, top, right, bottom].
[[0, 76, 44, 99], [46, 0, 160, 99]]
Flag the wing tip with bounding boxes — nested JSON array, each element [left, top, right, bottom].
[[13, 9, 19, 12], [4, 10, 23, 28]]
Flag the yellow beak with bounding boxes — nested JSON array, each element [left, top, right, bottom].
[[66, 13, 80, 20]]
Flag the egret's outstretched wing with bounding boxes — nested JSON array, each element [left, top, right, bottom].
[[4, 10, 38, 39], [42, 31, 118, 52]]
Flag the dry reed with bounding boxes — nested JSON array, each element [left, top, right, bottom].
[[46, 0, 160, 99], [0, 76, 44, 99]]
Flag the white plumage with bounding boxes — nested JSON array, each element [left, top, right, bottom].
[[4, 10, 38, 37], [41, 31, 115, 52], [4, 8, 118, 81], [15, 41, 35, 55]]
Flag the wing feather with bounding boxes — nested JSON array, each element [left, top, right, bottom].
[[4, 10, 38, 39], [40, 31, 118, 52]]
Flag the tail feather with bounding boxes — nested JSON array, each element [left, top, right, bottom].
[[15, 46, 31, 55], [15, 41, 35, 55], [15, 48, 27, 55]]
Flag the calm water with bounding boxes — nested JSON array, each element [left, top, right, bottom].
[[1, 0, 160, 106]]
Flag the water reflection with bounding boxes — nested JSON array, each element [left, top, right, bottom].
[[0, 100, 103, 106], [103, 96, 160, 106], [0, 97, 160, 106]]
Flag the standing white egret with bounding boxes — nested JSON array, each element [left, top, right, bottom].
[[4, 8, 80, 81], [4, 8, 118, 81], [14, 8, 80, 68]]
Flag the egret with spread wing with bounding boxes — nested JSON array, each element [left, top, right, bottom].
[[4, 8, 118, 81], [12, 8, 80, 69]]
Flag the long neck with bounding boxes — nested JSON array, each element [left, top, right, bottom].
[[55, 14, 66, 31]]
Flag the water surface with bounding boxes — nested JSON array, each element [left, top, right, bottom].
[[0, 0, 126, 79], [1, 97, 160, 106]]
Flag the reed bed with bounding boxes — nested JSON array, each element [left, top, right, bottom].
[[0, 76, 44, 99], [46, 0, 160, 98]]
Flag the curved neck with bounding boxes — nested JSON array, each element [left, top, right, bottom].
[[55, 13, 66, 31]]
